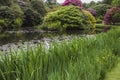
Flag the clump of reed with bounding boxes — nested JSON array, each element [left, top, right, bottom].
[[0, 28, 120, 80]]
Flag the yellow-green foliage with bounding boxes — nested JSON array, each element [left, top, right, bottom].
[[82, 10, 96, 28], [42, 5, 96, 31]]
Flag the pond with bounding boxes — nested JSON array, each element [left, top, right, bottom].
[[0, 29, 86, 53]]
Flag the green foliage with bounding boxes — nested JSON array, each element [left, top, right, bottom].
[[112, 0, 120, 7], [92, 4, 111, 19], [15, 0, 46, 27], [0, 0, 13, 6], [10, 3, 24, 15], [45, 0, 57, 8], [83, 10, 96, 28], [112, 12, 120, 23], [88, 1, 96, 7], [42, 5, 96, 31], [23, 8, 42, 27], [0, 0, 47, 29], [102, 0, 112, 4], [31, 0, 47, 17], [0, 28, 120, 80], [0, 6, 23, 30], [104, 7, 120, 24]]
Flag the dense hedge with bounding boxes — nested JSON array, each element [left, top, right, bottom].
[[41, 5, 96, 31]]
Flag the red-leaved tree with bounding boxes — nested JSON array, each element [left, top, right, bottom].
[[62, 0, 83, 8], [104, 7, 120, 24]]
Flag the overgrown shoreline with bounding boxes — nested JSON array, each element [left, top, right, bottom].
[[0, 28, 120, 80]]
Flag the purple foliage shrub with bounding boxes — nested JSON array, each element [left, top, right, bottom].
[[104, 7, 120, 24], [62, 0, 83, 8], [87, 8, 97, 16]]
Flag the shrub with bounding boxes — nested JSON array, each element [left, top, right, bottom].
[[41, 5, 96, 31], [92, 4, 111, 19], [23, 8, 42, 27], [82, 10, 96, 28], [62, 0, 83, 8], [87, 8, 97, 16], [0, 6, 23, 31], [104, 7, 120, 24], [31, 0, 47, 17]]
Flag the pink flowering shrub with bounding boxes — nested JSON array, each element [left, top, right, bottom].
[[104, 7, 120, 24], [62, 0, 83, 8], [87, 8, 97, 16]]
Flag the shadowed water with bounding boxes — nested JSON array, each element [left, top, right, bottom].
[[0, 30, 85, 53]]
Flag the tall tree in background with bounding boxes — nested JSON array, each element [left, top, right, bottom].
[[46, 0, 57, 5], [45, 0, 57, 8], [112, 0, 120, 7], [0, 0, 13, 6], [89, 1, 96, 7], [102, 0, 112, 5]]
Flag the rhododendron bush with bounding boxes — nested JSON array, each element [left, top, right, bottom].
[[62, 0, 83, 8], [104, 7, 120, 24]]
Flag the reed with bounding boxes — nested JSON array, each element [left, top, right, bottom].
[[0, 28, 120, 80]]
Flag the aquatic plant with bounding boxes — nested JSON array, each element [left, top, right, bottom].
[[0, 28, 120, 80]]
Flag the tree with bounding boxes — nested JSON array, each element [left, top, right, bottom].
[[112, 0, 120, 7], [89, 1, 96, 7], [102, 0, 112, 5], [46, 0, 57, 5], [0, 0, 13, 6], [92, 4, 111, 17], [45, 0, 57, 8]]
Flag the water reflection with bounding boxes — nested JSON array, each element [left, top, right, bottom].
[[0, 30, 85, 53]]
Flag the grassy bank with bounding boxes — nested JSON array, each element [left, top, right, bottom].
[[104, 58, 120, 80], [0, 28, 120, 80]]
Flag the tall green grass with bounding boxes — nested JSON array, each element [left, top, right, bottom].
[[0, 28, 120, 80]]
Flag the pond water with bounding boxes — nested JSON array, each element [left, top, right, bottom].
[[0, 29, 85, 53]]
